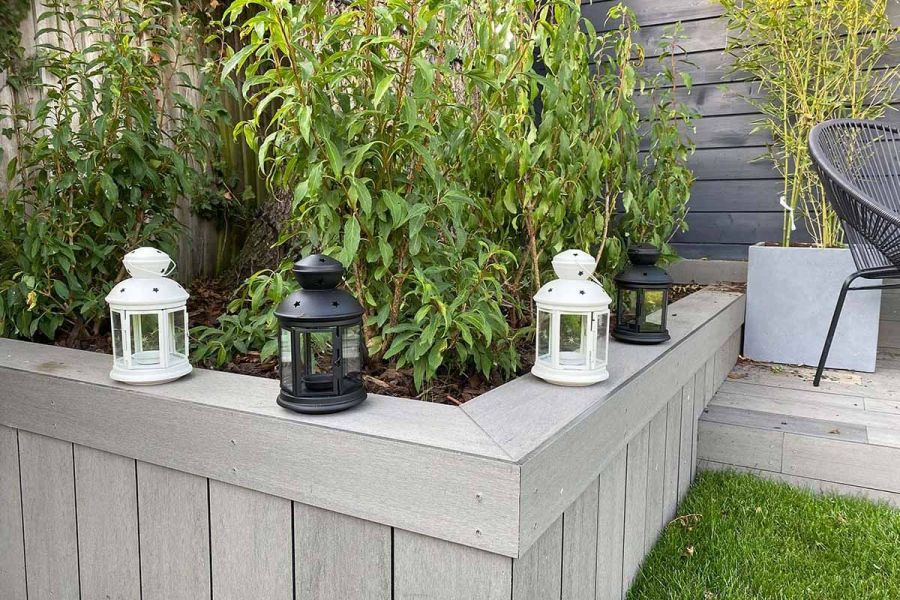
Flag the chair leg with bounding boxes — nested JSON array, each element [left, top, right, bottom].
[[814, 271, 864, 387]]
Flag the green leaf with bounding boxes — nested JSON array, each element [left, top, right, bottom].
[[343, 216, 361, 259], [99, 173, 118, 202], [373, 73, 395, 108], [52, 279, 69, 300], [88, 210, 105, 227], [323, 138, 343, 179]]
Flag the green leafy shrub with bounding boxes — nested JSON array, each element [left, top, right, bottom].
[[720, 0, 899, 247], [197, 0, 694, 389], [0, 0, 231, 340]]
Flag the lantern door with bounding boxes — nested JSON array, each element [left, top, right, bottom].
[[617, 288, 640, 335], [280, 326, 338, 396], [124, 311, 168, 369], [639, 289, 668, 333], [591, 310, 609, 369], [338, 323, 364, 394], [166, 308, 189, 363]]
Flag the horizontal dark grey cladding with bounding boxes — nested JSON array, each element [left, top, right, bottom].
[[581, 0, 900, 260]]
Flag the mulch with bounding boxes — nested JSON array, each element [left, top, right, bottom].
[[47, 278, 732, 404]]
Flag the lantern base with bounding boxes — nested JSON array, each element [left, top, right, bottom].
[[531, 362, 609, 387], [277, 387, 367, 414], [109, 359, 192, 385], [612, 329, 670, 345]]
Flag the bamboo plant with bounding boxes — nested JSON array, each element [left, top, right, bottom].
[[720, 0, 900, 247]]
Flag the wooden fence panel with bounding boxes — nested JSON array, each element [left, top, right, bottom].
[[561, 481, 600, 600], [294, 503, 392, 600], [595, 448, 627, 600], [74, 445, 141, 600], [137, 462, 211, 600], [210, 481, 293, 600], [0, 426, 26, 600], [393, 530, 513, 600], [18, 431, 80, 600]]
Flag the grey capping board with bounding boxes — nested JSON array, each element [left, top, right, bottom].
[[0, 289, 743, 559]]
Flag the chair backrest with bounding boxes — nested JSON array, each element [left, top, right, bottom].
[[809, 119, 900, 271]]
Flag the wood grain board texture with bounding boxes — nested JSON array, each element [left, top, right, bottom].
[[584, 0, 900, 259], [0, 341, 734, 600], [1, 2, 227, 280]]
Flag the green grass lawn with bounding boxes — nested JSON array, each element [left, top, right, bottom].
[[628, 471, 900, 600]]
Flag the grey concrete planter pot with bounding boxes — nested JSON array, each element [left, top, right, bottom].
[[744, 244, 882, 372]]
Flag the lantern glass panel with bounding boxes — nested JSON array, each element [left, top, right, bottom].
[[341, 325, 363, 380], [559, 313, 588, 367], [300, 329, 336, 394], [130, 313, 162, 367], [594, 312, 608, 367], [168, 309, 186, 358], [618, 289, 639, 331], [537, 309, 552, 363], [111, 310, 125, 364], [280, 328, 293, 393], [639, 290, 665, 332]]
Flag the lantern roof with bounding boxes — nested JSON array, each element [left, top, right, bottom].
[[275, 254, 364, 322], [614, 244, 673, 288], [105, 248, 188, 308], [535, 250, 611, 309]]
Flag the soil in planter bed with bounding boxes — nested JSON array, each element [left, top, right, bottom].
[[43, 279, 722, 404]]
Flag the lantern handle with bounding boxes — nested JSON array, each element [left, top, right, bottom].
[[162, 257, 177, 277]]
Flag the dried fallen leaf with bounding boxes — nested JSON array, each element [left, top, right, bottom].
[[682, 545, 695, 558], [829, 428, 841, 435]]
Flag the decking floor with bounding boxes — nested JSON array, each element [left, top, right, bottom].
[[697, 341, 900, 508]]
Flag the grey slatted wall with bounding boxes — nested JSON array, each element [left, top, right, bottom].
[[582, 0, 900, 259]]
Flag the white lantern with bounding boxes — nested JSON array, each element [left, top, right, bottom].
[[104, 247, 191, 385], [532, 249, 611, 386]]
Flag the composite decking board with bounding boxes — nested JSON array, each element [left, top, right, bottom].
[[719, 380, 866, 407], [595, 449, 627, 600], [661, 392, 683, 523], [0, 358, 520, 557], [209, 481, 293, 600], [293, 504, 391, 600], [0, 338, 510, 460], [516, 293, 744, 553], [74, 445, 141, 600], [867, 426, 900, 448], [512, 515, 563, 600], [0, 425, 26, 600], [622, 425, 650, 594], [137, 462, 211, 600], [697, 421, 784, 471], [698, 460, 900, 509], [701, 404, 869, 444], [561, 481, 600, 600], [782, 433, 900, 493], [866, 396, 900, 415], [644, 407, 667, 553], [17, 431, 80, 600], [711, 390, 900, 431], [677, 379, 695, 501], [464, 290, 744, 461], [393, 530, 512, 600]]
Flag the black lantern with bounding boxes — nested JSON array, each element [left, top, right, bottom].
[[275, 255, 367, 414], [613, 244, 673, 344]]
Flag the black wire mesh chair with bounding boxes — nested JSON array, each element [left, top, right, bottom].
[[808, 119, 900, 386]]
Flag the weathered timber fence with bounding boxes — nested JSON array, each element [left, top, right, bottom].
[[0, 1, 260, 280], [0, 289, 743, 600], [585, 0, 900, 260]]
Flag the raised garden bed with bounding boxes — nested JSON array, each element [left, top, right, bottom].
[[0, 288, 743, 599]]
